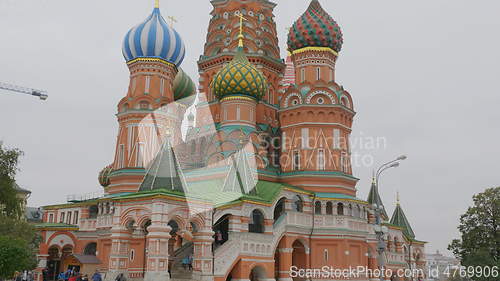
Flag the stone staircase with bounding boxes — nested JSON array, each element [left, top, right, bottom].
[[169, 242, 194, 281]]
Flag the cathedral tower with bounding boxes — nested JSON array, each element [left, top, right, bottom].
[[103, 2, 189, 194], [197, 0, 285, 130], [279, 0, 357, 195]]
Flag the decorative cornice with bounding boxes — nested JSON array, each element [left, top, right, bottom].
[[291, 47, 338, 57], [126, 57, 177, 68]]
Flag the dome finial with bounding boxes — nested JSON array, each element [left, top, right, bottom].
[[155, 0, 160, 9], [236, 12, 247, 47], [396, 191, 400, 205]]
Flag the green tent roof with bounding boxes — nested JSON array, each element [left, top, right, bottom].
[[390, 203, 416, 239], [367, 180, 389, 218]]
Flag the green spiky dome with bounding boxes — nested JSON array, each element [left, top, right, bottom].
[[211, 47, 268, 101], [288, 0, 343, 53], [98, 165, 112, 187], [173, 68, 196, 102]]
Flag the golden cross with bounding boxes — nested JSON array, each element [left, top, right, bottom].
[[155, 0, 160, 9], [236, 12, 247, 47], [396, 191, 400, 205], [168, 16, 177, 27]]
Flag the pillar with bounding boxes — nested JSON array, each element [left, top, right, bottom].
[[192, 230, 215, 281]]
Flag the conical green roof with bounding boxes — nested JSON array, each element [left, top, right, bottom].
[[367, 180, 389, 219], [139, 139, 187, 192], [390, 203, 416, 239]]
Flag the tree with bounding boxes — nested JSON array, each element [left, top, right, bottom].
[[0, 236, 33, 279], [0, 143, 38, 277], [448, 187, 500, 281], [0, 143, 23, 217]]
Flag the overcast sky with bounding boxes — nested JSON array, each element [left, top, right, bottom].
[[1, 0, 499, 256]]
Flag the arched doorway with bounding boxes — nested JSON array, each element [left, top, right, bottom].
[[213, 214, 230, 248], [61, 245, 75, 272], [167, 220, 181, 255], [47, 246, 60, 281], [292, 240, 307, 276], [249, 265, 267, 281]]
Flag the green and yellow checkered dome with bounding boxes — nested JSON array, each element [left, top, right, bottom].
[[211, 47, 268, 101]]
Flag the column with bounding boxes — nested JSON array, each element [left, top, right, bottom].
[[192, 230, 215, 281], [144, 201, 172, 281], [107, 225, 131, 281], [277, 248, 293, 281]]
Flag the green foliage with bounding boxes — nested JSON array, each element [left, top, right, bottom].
[[448, 187, 500, 281], [0, 143, 38, 277], [0, 236, 34, 279], [0, 143, 24, 217]]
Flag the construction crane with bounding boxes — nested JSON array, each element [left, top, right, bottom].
[[0, 82, 48, 101]]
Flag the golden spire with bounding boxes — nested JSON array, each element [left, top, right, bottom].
[[155, 0, 160, 8], [236, 12, 247, 47]]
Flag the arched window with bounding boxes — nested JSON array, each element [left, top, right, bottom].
[[84, 242, 97, 256], [353, 204, 360, 217], [337, 203, 344, 216], [326, 202, 333, 215], [89, 205, 98, 219], [293, 196, 303, 212], [314, 201, 322, 215], [139, 101, 150, 110], [190, 222, 199, 234], [249, 209, 265, 233], [273, 198, 286, 222]]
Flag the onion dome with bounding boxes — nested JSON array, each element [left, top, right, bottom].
[[98, 165, 113, 187], [173, 68, 196, 101], [288, 0, 343, 54], [122, 4, 185, 67], [211, 47, 268, 101]]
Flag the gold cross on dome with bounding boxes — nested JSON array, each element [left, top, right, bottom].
[[168, 16, 177, 27], [236, 12, 248, 47], [155, 0, 160, 8]]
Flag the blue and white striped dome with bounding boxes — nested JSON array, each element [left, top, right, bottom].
[[122, 7, 185, 67]]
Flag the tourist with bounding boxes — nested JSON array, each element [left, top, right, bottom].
[[91, 271, 102, 281], [188, 254, 193, 271], [181, 256, 189, 270]]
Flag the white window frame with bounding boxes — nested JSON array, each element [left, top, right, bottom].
[[137, 142, 145, 167], [160, 78, 165, 97], [293, 150, 300, 171], [145, 76, 151, 94], [318, 149, 325, 170], [301, 128, 309, 149], [118, 144, 125, 169], [282, 132, 287, 152], [333, 129, 341, 149]]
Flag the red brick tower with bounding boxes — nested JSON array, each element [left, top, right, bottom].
[[197, 0, 285, 129], [279, 0, 357, 195]]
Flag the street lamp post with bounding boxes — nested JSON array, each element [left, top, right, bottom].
[[373, 155, 407, 281]]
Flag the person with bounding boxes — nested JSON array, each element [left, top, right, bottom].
[[57, 272, 65, 281], [91, 271, 102, 281], [22, 271, 28, 281], [188, 254, 193, 271], [15, 272, 22, 281], [42, 268, 48, 281], [216, 230, 223, 245], [181, 256, 189, 270], [68, 273, 77, 281]]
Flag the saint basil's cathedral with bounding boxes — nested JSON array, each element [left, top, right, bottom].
[[35, 1, 426, 281]]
